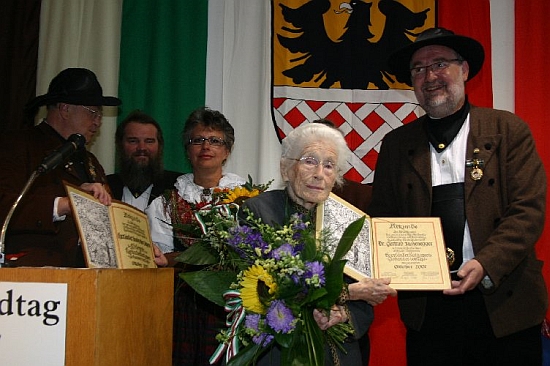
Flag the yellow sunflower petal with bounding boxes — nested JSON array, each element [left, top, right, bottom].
[[240, 264, 277, 314]]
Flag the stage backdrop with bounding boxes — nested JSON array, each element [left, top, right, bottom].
[[12, 1, 549, 365]]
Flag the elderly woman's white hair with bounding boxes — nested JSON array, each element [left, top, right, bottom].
[[280, 123, 350, 186]]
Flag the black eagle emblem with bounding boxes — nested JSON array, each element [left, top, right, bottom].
[[277, 0, 430, 89]]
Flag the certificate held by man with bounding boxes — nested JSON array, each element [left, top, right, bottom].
[[317, 193, 451, 290], [370, 217, 450, 290]]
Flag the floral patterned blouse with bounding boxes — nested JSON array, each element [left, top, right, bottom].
[[145, 172, 246, 253]]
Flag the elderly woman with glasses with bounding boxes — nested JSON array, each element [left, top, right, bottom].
[[146, 106, 246, 366], [240, 122, 396, 365]]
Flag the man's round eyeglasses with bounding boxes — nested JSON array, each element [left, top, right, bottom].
[[410, 58, 463, 79], [188, 137, 226, 147], [81, 105, 103, 119], [290, 156, 338, 173]]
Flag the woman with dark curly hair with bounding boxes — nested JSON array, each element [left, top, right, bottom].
[[146, 106, 245, 365]]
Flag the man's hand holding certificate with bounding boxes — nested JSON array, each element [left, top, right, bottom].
[[317, 194, 451, 290]]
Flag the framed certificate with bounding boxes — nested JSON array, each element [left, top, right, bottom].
[[317, 193, 451, 290]]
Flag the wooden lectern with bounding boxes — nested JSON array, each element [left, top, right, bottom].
[[0, 267, 173, 366]]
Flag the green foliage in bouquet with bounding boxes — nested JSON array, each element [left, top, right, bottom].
[[204, 210, 365, 365], [175, 177, 271, 306]]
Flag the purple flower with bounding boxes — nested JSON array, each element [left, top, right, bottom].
[[293, 241, 305, 252], [291, 215, 307, 241], [245, 314, 261, 330], [290, 213, 307, 230], [305, 261, 326, 286], [253, 333, 274, 347], [270, 243, 295, 260], [228, 225, 269, 258], [245, 314, 274, 346], [266, 300, 296, 333], [292, 219, 307, 231]]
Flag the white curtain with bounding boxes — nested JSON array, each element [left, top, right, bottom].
[[206, 0, 284, 188]]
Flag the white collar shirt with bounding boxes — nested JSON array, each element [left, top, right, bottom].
[[429, 114, 474, 269]]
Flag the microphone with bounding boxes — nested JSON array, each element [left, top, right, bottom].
[[37, 134, 86, 174]]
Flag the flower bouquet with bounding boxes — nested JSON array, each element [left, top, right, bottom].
[[173, 176, 272, 304], [165, 175, 271, 250], [178, 196, 365, 365]]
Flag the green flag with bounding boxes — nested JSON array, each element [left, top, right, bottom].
[[118, 0, 208, 172]]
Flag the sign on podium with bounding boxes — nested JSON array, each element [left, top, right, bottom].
[[0, 267, 173, 366]]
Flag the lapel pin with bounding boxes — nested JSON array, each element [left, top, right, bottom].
[[466, 148, 484, 181]]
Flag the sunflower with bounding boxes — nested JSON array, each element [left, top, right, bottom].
[[221, 186, 260, 205], [240, 264, 277, 314]]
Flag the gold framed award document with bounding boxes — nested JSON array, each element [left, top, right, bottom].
[[64, 183, 157, 269], [316, 193, 451, 290]]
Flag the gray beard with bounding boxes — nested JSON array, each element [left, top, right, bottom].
[[420, 81, 465, 119], [424, 99, 459, 119], [119, 155, 163, 194]]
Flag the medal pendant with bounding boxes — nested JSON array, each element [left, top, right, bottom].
[[470, 167, 483, 181], [446, 248, 455, 267]]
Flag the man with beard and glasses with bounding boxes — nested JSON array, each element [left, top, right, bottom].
[[107, 110, 181, 212], [369, 27, 547, 366]]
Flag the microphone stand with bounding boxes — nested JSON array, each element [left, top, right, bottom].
[[0, 170, 41, 268]]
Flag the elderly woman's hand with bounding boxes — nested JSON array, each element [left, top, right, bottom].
[[313, 305, 349, 330], [348, 278, 397, 306]]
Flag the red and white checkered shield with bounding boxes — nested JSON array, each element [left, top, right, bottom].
[[271, 0, 435, 182]]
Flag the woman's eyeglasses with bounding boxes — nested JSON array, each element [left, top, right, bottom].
[[188, 137, 226, 147], [290, 156, 338, 173]]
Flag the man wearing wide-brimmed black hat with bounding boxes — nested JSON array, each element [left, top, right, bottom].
[[0, 68, 120, 267], [368, 28, 547, 365]]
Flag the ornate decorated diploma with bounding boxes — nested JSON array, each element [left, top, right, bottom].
[[317, 193, 451, 290], [64, 182, 157, 269]]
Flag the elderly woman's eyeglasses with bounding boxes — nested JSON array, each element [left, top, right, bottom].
[[410, 58, 463, 79], [291, 156, 337, 173], [188, 136, 226, 147]]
